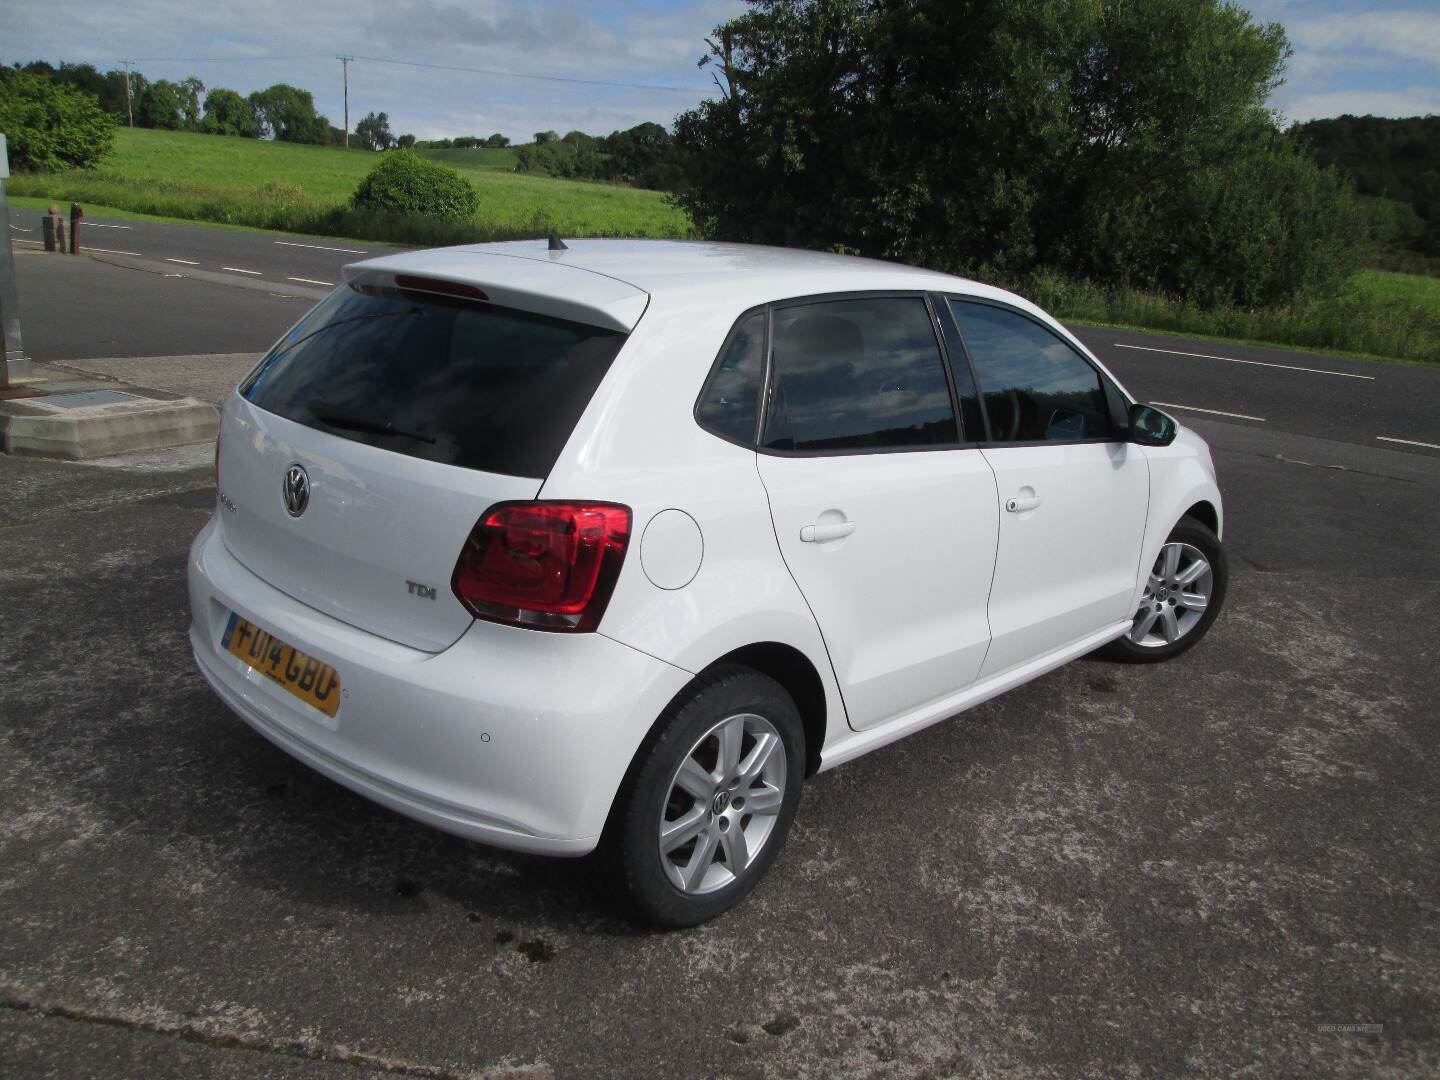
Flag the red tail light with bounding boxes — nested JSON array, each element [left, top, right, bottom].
[[451, 502, 631, 633]]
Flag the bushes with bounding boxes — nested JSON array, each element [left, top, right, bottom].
[[0, 69, 115, 170], [351, 149, 479, 220]]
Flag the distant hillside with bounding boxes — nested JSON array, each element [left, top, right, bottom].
[[7, 127, 693, 239], [1293, 115, 1440, 254]]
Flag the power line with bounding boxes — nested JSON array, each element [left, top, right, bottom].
[[111, 54, 329, 64], [102, 52, 712, 94], [348, 54, 710, 94]]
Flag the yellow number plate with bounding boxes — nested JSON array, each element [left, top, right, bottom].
[[222, 613, 341, 718]]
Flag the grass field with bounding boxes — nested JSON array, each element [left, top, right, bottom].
[[1029, 267, 1440, 366], [415, 147, 519, 170], [7, 128, 692, 239]]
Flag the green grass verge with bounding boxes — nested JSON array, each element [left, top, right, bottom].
[[8, 127, 694, 243], [1023, 269, 1440, 366]]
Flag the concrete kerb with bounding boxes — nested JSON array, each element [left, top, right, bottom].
[[0, 365, 220, 461]]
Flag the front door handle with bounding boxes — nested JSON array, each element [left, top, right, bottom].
[[1005, 495, 1041, 513], [800, 521, 856, 543]]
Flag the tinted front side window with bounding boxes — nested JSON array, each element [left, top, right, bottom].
[[696, 312, 766, 444], [762, 298, 957, 452], [950, 301, 1116, 443], [241, 284, 626, 478]]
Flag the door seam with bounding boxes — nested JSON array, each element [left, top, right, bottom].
[[751, 451, 856, 733]]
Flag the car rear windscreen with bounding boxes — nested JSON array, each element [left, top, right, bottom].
[[240, 282, 627, 478]]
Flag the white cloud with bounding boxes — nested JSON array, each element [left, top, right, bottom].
[[0, 0, 735, 140], [1286, 10, 1440, 68]]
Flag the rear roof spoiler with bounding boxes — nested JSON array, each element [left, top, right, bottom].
[[342, 250, 650, 333]]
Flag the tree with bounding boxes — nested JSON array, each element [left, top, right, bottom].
[[533, 130, 559, 145], [484, 133, 511, 148], [200, 88, 262, 137], [138, 78, 187, 129], [355, 110, 394, 151], [397, 133, 416, 149], [179, 76, 205, 129], [602, 122, 680, 188], [0, 69, 116, 169], [19, 61, 126, 118], [1292, 115, 1440, 255], [674, 0, 1360, 305], [248, 84, 329, 144]]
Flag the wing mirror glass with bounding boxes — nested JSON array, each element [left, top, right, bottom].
[[1128, 403, 1178, 447]]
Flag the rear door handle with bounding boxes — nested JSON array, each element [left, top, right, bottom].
[[800, 521, 856, 543], [1005, 495, 1041, 513]]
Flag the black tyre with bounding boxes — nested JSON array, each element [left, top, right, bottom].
[[1099, 516, 1227, 664], [599, 666, 805, 928]]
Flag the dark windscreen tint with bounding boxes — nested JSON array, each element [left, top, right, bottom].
[[949, 301, 1116, 443], [695, 312, 766, 444], [241, 284, 626, 478], [762, 297, 957, 452]]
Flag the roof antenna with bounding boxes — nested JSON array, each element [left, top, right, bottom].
[[548, 232, 569, 252]]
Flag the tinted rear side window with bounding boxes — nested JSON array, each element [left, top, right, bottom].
[[762, 297, 957, 452], [241, 284, 626, 478], [950, 301, 1116, 443], [696, 312, 766, 445]]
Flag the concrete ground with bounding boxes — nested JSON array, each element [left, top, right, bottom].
[[2, 249, 1439, 1078]]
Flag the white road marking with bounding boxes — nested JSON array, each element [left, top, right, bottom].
[[165, 257, 200, 266], [274, 240, 367, 254], [222, 267, 263, 276], [14, 238, 42, 245], [1113, 342, 1376, 380], [287, 276, 335, 286], [87, 246, 145, 256], [1376, 436, 1440, 451], [1151, 401, 1266, 422], [85, 222, 133, 229]]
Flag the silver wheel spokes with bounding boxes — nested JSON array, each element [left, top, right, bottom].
[[659, 713, 786, 895], [1131, 541, 1212, 648]]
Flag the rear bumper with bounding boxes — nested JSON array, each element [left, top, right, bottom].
[[187, 516, 692, 855]]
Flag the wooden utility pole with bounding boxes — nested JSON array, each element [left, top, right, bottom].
[[337, 56, 353, 147], [122, 60, 134, 127]]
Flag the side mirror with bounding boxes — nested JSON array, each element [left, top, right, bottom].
[[1128, 403, 1177, 447]]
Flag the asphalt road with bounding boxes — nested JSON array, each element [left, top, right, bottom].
[[10, 206, 1438, 457], [3, 224, 1439, 1078], [8, 205, 373, 290]]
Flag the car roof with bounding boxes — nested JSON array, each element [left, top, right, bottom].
[[346, 238, 1019, 331], [461, 238, 968, 293]]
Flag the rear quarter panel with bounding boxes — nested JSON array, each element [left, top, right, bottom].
[[538, 295, 851, 750]]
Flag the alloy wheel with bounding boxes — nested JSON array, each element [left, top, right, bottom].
[[1131, 541, 1213, 648], [658, 712, 787, 895]]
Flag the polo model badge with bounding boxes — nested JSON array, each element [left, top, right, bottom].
[[283, 464, 310, 518]]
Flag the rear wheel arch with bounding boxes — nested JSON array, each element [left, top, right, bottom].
[[702, 643, 827, 777], [600, 641, 828, 840]]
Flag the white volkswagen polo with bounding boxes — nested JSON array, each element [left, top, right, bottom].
[[189, 239, 1225, 926]]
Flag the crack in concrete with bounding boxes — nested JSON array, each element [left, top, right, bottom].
[[1, 990, 468, 1079]]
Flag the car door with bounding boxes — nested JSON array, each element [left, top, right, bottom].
[[755, 295, 1000, 731], [943, 298, 1149, 678]]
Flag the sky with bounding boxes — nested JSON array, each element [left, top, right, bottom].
[[0, 0, 1435, 141]]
